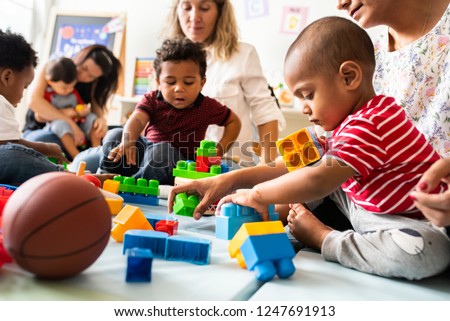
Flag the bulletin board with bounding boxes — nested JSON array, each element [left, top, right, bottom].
[[43, 8, 126, 94]]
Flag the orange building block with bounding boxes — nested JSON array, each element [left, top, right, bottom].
[[111, 205, 153, 242], [276, 127, 324, 172]]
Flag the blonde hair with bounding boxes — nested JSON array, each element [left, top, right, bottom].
[[164, 0, 239, 60]]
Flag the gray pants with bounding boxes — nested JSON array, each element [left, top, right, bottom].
[[45, 113, 97, 138], [321, 189, 450, 280]]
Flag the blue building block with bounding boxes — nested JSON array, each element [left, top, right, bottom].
[[240, 233, 296, 282], [144, 213, 177, 229], [165, 235, 211, 265], [215, 203, 280, 240], [123, 230, 168, 258], [120, 193, 159, 206], [125, 247, 153, 282]]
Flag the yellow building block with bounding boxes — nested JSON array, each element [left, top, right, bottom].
[[228, 221, 285, 268], [103, 179, 120, 194], [111, 204, 153, 242], [276, 127, 324, 172]]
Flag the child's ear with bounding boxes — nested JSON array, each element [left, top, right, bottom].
[[200, 77, 206, 88], [338, 61, 362, 90], [0, 68, 13, 86]]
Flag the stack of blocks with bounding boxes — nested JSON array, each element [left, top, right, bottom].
[[0, 184, 15, 267], [276, 127, 325, 172], [112, 175, 160, 206], [172, 140, 230, 216], [229, 221, 296, 282], [215, 203, 279, 240], [111, 205, 211, 282]]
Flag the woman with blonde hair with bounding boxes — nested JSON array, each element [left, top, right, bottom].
[[164, 0, 285, 166]]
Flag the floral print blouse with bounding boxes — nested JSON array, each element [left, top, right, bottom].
[[373, 4, 450, 157]]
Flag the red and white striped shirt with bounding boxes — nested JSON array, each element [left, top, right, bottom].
[[326, 95, 444, 216]]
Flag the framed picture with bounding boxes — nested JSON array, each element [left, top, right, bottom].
[[43, 8, 126, 94], [43, 8, 126, 59]]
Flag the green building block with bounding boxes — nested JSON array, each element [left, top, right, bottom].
[[173, 160, 221, 179], [173, 193, 200, 217], [113, 176, 160, 196], [196, 140, 218, 157]]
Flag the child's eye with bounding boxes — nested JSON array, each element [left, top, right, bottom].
[[184, 82, 194, 86], [304, 93, 314, 100], [165, 81, 176, 85]]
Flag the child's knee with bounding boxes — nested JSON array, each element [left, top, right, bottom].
[[385, 228, 450, 280]]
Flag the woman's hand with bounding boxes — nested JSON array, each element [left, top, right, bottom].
[[410, 158, 450, 227], [216, 188, 271, 221]]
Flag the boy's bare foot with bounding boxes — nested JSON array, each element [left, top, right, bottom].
[[287, 203, 333, 250]]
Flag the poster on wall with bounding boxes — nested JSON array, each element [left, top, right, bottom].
[[244, 0, 269, 19], [280, 6, 309, 34], [44, 8, 126, 59]]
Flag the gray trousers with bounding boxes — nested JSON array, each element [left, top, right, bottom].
[[321, 189, 450, 280]]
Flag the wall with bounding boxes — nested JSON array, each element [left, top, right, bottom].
[[38, 1, 383, 132], [49, 0, 383, 98]]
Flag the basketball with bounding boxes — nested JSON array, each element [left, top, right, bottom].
[[2, 172, 111, 279]]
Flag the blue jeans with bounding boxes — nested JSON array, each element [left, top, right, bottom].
[[0, 143, 65, 185], [99, 128, 186, 185]]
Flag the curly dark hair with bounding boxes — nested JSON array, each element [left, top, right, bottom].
[[153, 37, 207, 79], [0, 29, 37, 71]]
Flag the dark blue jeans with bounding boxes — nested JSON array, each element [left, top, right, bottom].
[[99, 128, 186, 185], [0, 143, 65, 185]]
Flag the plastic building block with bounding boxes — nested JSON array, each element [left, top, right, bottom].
[[215, 203, 279, 240], [113, 176, 160, 206], [229, 221, 286, 268], [100, 189, 124, 215], [111, 205, 154, 242], [165, 235, 211, 265], [144, 213, 177, 229], [172, 192, 200, 217], [122, 230, 211, 265], [125, 247, 153, 282], [123, 230, 168, 258], [103, 179, 120, 194], [196, 140, 217, 157], [276, 127, 325, 172], [173, 160, 222, 179], [155, 220, 178, 236], [240, 233, 295, 282]]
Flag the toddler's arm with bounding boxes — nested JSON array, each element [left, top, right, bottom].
[[108, 110, 149, 165], [251, 157, 355, 205]]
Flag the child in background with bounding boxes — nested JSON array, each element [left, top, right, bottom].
[[191, 17, 450, 280], [0, 29, 68, 181], [43, 57, 100, 159], [100, 37, 241, 185]]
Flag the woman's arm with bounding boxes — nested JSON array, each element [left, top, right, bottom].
[[257, 120, 279, 164], [239, 44, 285, 163], [217, 110, 241, 156]]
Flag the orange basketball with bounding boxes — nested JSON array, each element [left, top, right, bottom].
[[2, 172, 111, 279]]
